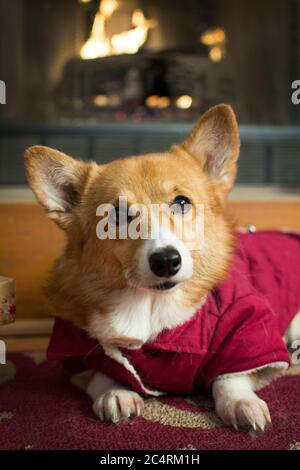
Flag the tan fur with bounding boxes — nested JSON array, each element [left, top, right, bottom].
[[25, 104, 239, 332]]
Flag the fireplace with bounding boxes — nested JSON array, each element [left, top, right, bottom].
[[54, 0, 239, 123], [1, 0, 299, 126], [0, 0, 300, 186]]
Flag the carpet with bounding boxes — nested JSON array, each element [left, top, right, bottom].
[[0, 352, 300, 450]]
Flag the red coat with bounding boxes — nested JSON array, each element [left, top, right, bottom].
[[47, 231, 300, 395]]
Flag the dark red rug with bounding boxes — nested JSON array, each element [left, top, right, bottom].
[[0, 352, 300, 450]]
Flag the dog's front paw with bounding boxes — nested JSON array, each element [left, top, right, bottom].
[[93, 389, 144, 423], [217, 396, 271, 432]]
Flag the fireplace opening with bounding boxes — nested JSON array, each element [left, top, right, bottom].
[[1, 0, 299, 126]]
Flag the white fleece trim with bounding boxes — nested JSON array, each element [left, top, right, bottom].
[[102, 344, 164, 397], [215, 361, 289, 390]]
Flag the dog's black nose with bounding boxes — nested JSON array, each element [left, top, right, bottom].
[[149, 247, 182, 278]]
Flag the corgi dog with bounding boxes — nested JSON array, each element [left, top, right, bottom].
[[25, 104, 300, 431]]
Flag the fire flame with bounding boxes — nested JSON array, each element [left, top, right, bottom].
[[80, 0, 156, 60], [111, 9, 156, 55], [200, 27, 226, 63]]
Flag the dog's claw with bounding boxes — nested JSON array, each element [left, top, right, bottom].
[[217, 396, 271, 432], [233, 422, 239, 431], [93, 389, 144, 423]]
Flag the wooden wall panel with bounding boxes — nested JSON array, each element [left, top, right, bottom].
[[0, 204, 64, 319], [230, 200, 300, 231]]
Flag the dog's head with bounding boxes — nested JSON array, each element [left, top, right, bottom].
[[25, 104, 240, 345]]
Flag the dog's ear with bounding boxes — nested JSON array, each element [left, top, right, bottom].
[[179, 104, 240, 193], [25, 146, 90, 229]]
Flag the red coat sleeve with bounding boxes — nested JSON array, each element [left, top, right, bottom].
[[201, 294, 290, 388]]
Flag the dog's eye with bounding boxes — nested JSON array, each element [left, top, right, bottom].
[[170, 196, 192, 214], [111, 206, 134, 226]]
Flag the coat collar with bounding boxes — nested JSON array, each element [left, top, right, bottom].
[[48, 293, 219, 361]]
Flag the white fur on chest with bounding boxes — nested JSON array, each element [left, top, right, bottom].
[[87, 288, 199, 348]]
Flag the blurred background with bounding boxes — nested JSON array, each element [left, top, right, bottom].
[[0, 0, 300, 186]]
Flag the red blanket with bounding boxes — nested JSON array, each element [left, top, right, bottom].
[[0, 353, 300, 450]]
